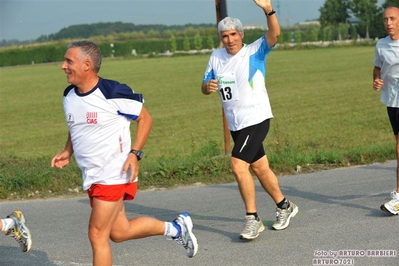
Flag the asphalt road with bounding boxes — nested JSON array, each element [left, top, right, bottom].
[[1, 161, 398, 266]]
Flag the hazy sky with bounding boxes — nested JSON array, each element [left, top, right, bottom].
[[1, 0, 336, 41]]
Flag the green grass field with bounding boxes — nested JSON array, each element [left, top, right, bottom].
[[0, 45, 395, 199]]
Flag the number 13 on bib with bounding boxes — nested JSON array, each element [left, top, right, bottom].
[[218, 72, 239, 102]]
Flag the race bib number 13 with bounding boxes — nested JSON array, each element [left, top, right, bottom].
[[218, 72, 239, 102]]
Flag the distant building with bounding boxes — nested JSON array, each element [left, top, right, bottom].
[[298, 19, 320, 26], [243, 24, 265, 30]]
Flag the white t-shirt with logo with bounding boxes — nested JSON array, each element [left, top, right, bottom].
[[202, 35, 274, 131], [63, 78, 143, 190]]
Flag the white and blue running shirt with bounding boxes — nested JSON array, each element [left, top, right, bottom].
[[202, 35, 274, 131], [373, 36, 399, 107], [63, 78, 143, 190]]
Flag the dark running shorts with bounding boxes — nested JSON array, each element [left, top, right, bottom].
[[230, 119, 270, 164], [387, 107, 399, 135]]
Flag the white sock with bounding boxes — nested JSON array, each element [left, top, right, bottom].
[[1, 218, 15, 231], [164, 222, 180, 238]]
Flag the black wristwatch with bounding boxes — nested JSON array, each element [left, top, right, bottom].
[[130, 149, 144, 160], [266, 10, 276, 16]]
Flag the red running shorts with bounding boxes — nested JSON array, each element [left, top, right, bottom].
[[87, 182, 138, 208]]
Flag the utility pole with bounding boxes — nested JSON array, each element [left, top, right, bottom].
[[215, 0, 228, 23], [215, 0, 230, 155]]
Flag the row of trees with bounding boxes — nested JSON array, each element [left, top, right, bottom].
[[0, 21, 379, 52], [0, 26, 377, 68], [0, 23, 217, 47], [1, 0, 397, 48]]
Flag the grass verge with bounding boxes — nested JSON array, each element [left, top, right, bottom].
[[0, 45, 396, 200]]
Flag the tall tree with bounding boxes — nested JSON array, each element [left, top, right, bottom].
[[319, 0, 351, 28], [206, 35, 215, 49], [350, 0, 379, 39], [194, 34, 203, 50], [183, 36, 191, 51], [382, 0, 399, 8], [169, 35, 177, 52]]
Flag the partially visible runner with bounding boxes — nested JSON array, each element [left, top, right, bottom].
[[201, 0, 298, 240], [1, 210, 32, 252], [373, 6, 399, 215], [51, 40, 198, 265]]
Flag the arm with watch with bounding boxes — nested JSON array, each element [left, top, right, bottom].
[[123, 106, 153, 182], [130, 149, 144, 160], [254, 0, 280, 47]]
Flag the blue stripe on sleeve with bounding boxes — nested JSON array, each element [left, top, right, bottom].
[[203, 69, 215, 83], [117, 111, 139, 121], [99, 78, 143, 103], [248, 36, 272, 82]]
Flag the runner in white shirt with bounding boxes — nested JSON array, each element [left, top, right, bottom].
[[52, 40, 198, 265], [373, 6, 399, 215], [62, 77, 144, 191], [201, 0, 298, 240]]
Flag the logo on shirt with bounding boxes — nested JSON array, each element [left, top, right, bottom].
[[218, 74, 236, 85], [86, 112, 98, 124], [66, 113, 75, 125]]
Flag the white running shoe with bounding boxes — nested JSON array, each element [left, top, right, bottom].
[[380, 191, 399, 215], [239, 215, 265, 240], [172, 212, 198, 258], [272, 201, 299, 230], [5, 210, 32, 252]]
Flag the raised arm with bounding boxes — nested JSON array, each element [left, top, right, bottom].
[[254, 0, 280, 47]]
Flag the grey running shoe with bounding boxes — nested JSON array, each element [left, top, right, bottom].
[[380, 191, 399, 215], [5, 210, 32, 252], [272, 201, 298, 230], [239, 215, 265, 240], [172, 212, 198, 258]]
